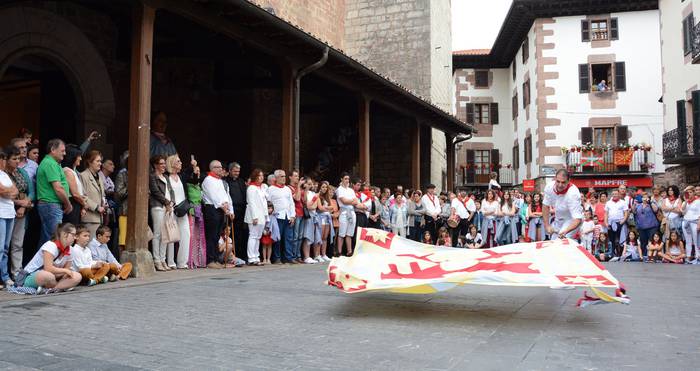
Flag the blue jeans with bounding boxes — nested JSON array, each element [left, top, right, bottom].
[[274, 218, 295, 263], [37, 202, 63, 248], [0, 218, 16, 283], [292, 217, 304, 259]]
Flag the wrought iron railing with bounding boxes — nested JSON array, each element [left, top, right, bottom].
[[663, 126, 699, 161], [566, 148, 653, 174], [693, 22, 700, 63], [499, 168, 514, 185]]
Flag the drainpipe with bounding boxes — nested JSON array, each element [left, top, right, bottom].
[[293, 47, 329, 169]]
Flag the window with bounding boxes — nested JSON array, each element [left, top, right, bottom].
[[578, 62, 626, 93], [581, 126, 628, 147], [512, 93, 518, 119], [475, 70, 489, 88], [512, 62, 516, 81], [522, 36, 529, 64], [590, 20, 609, 40], [582, 18, 618, 42], [466, 103, 499, 125], [513, 145, 520, 170], [522, 79, 531, 107], [683, 13, 695, 55], [524, 135, 532, 164]]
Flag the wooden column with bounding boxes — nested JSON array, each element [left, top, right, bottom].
[[411, 120, 421, 190], [358, 96, 370, 182], [445, 133, 455, 191], [123, 2, 156, 277], [281, 64, 295, 171]]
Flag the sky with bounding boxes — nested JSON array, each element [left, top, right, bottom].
[[452, 0, 513, 51]]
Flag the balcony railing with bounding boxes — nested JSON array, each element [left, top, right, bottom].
[[566, 148, 653, 174], [663, 127, 699, 163], [693, 22, 700, 64], [592, 30, 609, 41], [459, 166, 515, 186]]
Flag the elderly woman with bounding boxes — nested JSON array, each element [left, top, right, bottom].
[[390, 192, 408, 237], [149, 155, 173, 271], [79, 150, 106, 238], [165, 154, 195, 269], [244, 169, 267, 266], [61, 144, 87, 225], [5, 147, 33, 281], [407, 190, 424, 242]]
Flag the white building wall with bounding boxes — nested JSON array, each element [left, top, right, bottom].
[[659, 0, 700, 132], [512, 24, 540, 182], [544, 10, 665, 174]]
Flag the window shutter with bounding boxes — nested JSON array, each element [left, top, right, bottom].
[[490, 103, 499, 125], [614, 62, 626, 92], [466, 150, 475, 184], [512, 94, 518, 119], [677, 99, 687, 133], [512, 62, 516, 80], [610, 18, 619, 40], [466, 103, 475, 124], [512, 146, 519, 170], [616, 125, 629, 145], [692, 91, 700, 140], [579, 64, 590, 93], [581, 127, 593, 145], [581, 20, 590, 42], [683, 16, 694, 55], [491, 149, 500, 180]]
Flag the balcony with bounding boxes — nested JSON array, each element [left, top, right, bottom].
[[458, 166, 515, 187], [693, 22, 700, 64], [565, 148, 654, 175], [663, 127, 700, 164]]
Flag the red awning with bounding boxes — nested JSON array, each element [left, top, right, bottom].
[[571, 176, 653, 189]]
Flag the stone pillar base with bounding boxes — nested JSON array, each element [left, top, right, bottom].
[[121, 249, 155, 278]]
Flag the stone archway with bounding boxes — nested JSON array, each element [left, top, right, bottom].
[[0, 4, 115, 149]]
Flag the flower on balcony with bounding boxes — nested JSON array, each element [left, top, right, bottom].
[[632, 142, 652, 151], [617, 142, 631, 150]]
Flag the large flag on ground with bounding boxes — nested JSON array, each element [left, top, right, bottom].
[[327, 228, 629, 307]]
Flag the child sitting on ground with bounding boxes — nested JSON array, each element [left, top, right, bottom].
[[218, 225, 244, 267], [260, 203, 280, 265], [594, 233, 613, 262], [580, 210, 595, 253], [456, 235, 467, 248], [615, 230, 642, 262], [88, 225, 132, 280], [646, 231, 663, 263], [437, 227, 452, 247], [71, 225, 110, 286], [422, 231, 433, 245], [660, 231, 685, 264]]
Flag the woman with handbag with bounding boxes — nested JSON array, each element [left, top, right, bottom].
[[61, 144, 87, 225], [79, 150, 107, 238], [165, 154, 194, 269], [149, 155, 173, 271]]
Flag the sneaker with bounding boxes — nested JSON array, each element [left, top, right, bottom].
[[303, 257, 317, 264], [322, 255, 331, 262], [609, 257, 620, 262], [4, 279, 14, 287], [36, 286, 44, 295], [109, 274, 118, 282], [691, 259, 700, 265], [100, 276, 109, 284], [87, 279, 97, 287], [314, 256, 323, 263]]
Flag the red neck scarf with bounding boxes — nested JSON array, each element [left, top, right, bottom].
[[273, 184, 285, 188], [668, 195, 676, 202], [207, 172, 221, 179], [612, 197, 620, 203], [56, 239, 70, 257], [554, 183, 571, 196], [427, 193, 436, 206], [249, 181, 262, 187]]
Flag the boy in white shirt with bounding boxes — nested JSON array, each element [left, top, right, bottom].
[[71, 225, 110, 286]]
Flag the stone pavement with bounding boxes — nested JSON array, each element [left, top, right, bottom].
[[0, 262, 699, 370]]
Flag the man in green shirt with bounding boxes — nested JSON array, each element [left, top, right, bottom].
[[36, 139, 72, 247]]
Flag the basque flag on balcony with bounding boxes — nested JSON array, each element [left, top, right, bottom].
[[580, 151, 604, 167]]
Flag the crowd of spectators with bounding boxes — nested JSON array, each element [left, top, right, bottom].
[[1, 119, 698, 293]]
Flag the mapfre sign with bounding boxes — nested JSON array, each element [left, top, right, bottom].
[[572, 177, 653, 188]]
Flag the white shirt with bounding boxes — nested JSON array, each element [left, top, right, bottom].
[[64, 167, 85, 196], [684, 198, 700, 221], [71, 244, 97, 270], [245, 184, 269, 224], [202, 175, 232, 212], [336, 185, 356, 211], [357, 192, 371, 215], [581, 220, 595, 237], [0, 170, 16, 219], [451, 197, 469, 219], [267, 184, 295, 219], [542, 181, 583, 222], [488, 179, 501, 190], [24, 241, 72, 273], [480, 200, 500, 220], [421, 193, 441, 217], [663, 198, 682, 220], [605, 199, 628, 223], [170, 175, 186, 204]]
